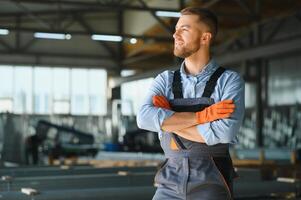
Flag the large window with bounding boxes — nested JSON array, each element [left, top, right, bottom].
[[34, 67, 52, 114], [71, 69, 89, 114], [245, 83, 256, 108], [0, 65, 107, 115], [121, 78, 153, 115], [0, 66, 13, 112], [53, 68, 70, 114], [268, 56, 301, 105], [88, 69, 107, 115], [14, 67, 33, 113]]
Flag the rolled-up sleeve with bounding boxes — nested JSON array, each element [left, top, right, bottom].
[[137, 71, 175, 133], [197, 72, 245, 145]]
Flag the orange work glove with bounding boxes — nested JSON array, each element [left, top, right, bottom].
[[152, 95, 171, 109], [152, 95, 179, 150], [196, 99, 235, 124], [170, 138, 179, 151]]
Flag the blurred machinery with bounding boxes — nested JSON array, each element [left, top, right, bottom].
[[110, 99, 162, 153], [239, 104, 301, 149], [122, 128, 162, 153], [26, 120, 98, 165]]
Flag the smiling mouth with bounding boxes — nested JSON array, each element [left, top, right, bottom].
[[175, 41, 184, 46]]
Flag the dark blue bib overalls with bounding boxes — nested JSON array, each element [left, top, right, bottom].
[[153, 67, 236, 200]]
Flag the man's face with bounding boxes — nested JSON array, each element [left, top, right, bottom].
[[173, 15, 207, 58]]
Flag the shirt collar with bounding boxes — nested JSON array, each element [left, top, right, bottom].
[[180, 59, 219, 77]]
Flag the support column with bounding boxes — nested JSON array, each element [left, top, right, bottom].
[[106, 10, 124, 145], [254, 0, 265, 147], [255, 59, 263, 147], [15, 15, 21, 50], [107, 69, 121, 145]]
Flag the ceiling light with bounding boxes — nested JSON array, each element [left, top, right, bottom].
[[91, 34, 123, 42], [34, 32, 72, 40], [0, 29, 9, 35], [155, 11, 180, 18], [130, 38, 137, 44]]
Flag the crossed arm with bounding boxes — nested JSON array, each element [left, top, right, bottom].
[[162, 113, 204, 143], [153, 96, 235, 143], [137, 71, 245, 146]]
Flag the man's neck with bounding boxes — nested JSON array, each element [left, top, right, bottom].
[[184, 50, 210, 76]]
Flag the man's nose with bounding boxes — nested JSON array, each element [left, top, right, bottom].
[[173, 30, 179, 39]]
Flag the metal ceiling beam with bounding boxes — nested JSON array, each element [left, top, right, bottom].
[[212, 37, 239, 54], [18, 38, 37, 52], [218, 37, 301, 64], [110, 67, 165, 88], [61, 16, 77, 31], [112, 36, 301, 86], [202, 0, 222, 8], [73, 14, 118, 59], [234, 0, 257, 21], [10, 0, 52, 29], [264, 18, 286, 43], [0, 25, 172, 42], [0, 7, 109, 18], [233, 39, 245, 49], [2, 0, 181, 13], [138, 0, 173, 35], [122, 53, 164, 65], [0, 50, 116, 68], [179, 0, 185, 9], [15, 15, 21, 49], [0, 1, 252, 19], [213, 10, 300, 55], [0, 38, 13, 51], [0, 50, 112, 60]]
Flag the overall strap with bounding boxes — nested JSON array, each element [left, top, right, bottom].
[[202, 67, 226, 98], [172, 69, 183, 99], [170, 67, 226, 150], [171, 69, 186, 149], [172, 134, 186, 149]]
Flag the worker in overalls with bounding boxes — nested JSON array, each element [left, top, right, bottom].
[[137, 7, 245, 200]]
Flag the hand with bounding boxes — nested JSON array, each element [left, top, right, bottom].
[[196, 99, 235, 124], [152, 95, 171, 109], [152, 95, 178, 150]]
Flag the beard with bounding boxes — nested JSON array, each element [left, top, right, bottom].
[[173, 43, 200, 58]]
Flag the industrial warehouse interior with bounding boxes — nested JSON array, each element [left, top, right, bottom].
[[0, 0, 301, 199]]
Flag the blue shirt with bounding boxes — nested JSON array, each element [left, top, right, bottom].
[[136, 59, 245, 146]]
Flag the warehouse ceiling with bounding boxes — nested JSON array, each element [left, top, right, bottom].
[[0, 0, 300, 74]]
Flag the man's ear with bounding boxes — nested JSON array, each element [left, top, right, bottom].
[[201, 32, 212, 45]]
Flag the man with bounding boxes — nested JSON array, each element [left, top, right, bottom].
[[137, 7, 244, 200]]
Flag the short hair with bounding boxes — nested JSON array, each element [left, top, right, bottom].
[[180, 7, 218, 41]]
